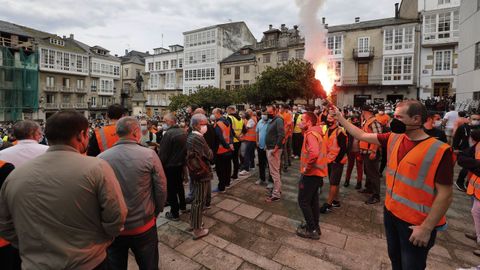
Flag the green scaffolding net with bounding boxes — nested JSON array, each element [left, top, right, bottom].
[[0, 46, 39, 121]]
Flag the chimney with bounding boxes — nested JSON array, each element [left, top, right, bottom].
[[355, 17, 360, 23], [62, 35, 66, 39], [115, 54, 118, 57], [293, 25, 298, 30], [125, 49, 128, 55], [322, 17, 326, 24], [69, 34, 74, 39], [146, 51, 149, 55], [269, 24, 272, 30], [395, 3, 400, 18]]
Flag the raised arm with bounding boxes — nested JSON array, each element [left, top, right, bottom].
[[332, 107, 380, 146]]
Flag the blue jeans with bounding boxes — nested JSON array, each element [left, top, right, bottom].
[[241, 141, 256, 171], [107, 225, 159, 270], [384, 207, 436, 270]]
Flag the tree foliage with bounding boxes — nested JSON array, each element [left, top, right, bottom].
[[169, 59, 324, 111]]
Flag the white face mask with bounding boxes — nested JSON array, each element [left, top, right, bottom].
[[200, 125, 208, 135], [471, 120, 480, 126], [434, 120, 442, 127]]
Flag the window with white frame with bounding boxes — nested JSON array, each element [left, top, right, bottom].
[[438, 0, 450, 4], [171, 59, 177, 69], [383, 55, 413, 81], [384, 27, 414, 51], [99, 78, 114, 93], [155, 62, 160, 70], [46, 76, 55, 87], [423, 11, 459, 41], [327, 35, 342, 55], [149, 73, 160, 89], [295, 49, 305, 59], [358, 37, 369, 53], [424, 15, 436, 40], [435, 50, 452, 72], [184, 68, 215, 81], [148, 62, 154, 71], [328, 61, 342, 83], [165, 72, 176, 89], [438, 12, 451, 39], [77, 79, 84, 89], [163, 61, 168, 69], [179, 58, 183, 68]]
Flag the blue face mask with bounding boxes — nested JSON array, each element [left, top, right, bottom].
[[162, 124, 169, 130], [261, 115, 268, 121]]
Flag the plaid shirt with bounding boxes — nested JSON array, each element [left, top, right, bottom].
[[360, 118, 382, 154]]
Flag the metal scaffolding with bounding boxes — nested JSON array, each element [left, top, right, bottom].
[[0, 46, 39, 121]]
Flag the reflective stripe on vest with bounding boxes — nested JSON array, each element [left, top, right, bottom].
[[243, 117, 257, 142], [95, 125, 118, 152], [215, 121, 232, 154], [324, 127, 348, 164], [385, 135, 449, 226], [359, 117, 377, 150], [466, 143, 480, 199], [300, 130, 328, 177]]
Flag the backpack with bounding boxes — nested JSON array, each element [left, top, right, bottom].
[[186, 151, 210, 180]]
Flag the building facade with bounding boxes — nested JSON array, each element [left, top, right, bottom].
[[219, 24, 305, 91], [456, 0, 480, 109], [418, 0, 460, 99], [144, 45, 184, 116], [71, 39, 121, 119], [182, 22, 256, 95], [328, 2, 419, 107]]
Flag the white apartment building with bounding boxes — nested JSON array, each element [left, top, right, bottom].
[[456, 0, 480, 108], [144, 45, 184, 115], [182, 22, 256, 95], [418, 0, 460, 99]]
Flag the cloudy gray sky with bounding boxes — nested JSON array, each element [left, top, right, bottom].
[[0, 0, 400, 56]]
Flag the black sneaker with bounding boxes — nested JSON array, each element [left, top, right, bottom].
[[319, 203, 332, 214], [343, 180, 350, 187], [296, 226, 320, 240], [355, 182, 362, 190], [265, 196, 280, 203], [165, 211, 179, 221], [331, 200, 341, 208], [365, 195, 380, 205], [454, 181, 467, 192]]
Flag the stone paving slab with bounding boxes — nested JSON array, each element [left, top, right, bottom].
[[225, 242, 283, 270], [192, 244, 243, 270], [232, 203, 263, 219], [273, 245, 342, 270]]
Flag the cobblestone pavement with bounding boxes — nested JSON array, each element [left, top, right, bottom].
[[128, 160, 477, 270]]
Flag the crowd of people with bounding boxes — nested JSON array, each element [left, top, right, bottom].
[[0, 98, 478, 270]]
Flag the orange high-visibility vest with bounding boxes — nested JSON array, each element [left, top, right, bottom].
[[300, 130, 328, 177], [243, 116, 257, 142], [94, 125, 119, 153], [466, 143, 480, 200], [0, 160, 9, 248], [359, 117, 379, 151], [215, 121, 232, 155], [385, 134, 449, 226], [325, 126, 348, 164]]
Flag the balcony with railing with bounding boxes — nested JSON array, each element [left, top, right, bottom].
[[353, 47, 375, 60], [43, 86, 59, 92], [75, 103, 88, 109], [75, 88, 87, 94], [44, 103, 60, 110], [341, 75, 383, 86], [60, 103, 74, 109], [60, 86, 74, 93]]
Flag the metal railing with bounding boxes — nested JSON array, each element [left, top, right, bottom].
[[60, 103, 74, 109], [341, 75, 382, 86], [45, 103, 59, 109], [75, 103, 88, 109], [60, 87, 74, 93], [75, 88, 87, 93], [43, 86, 59, 92], [353, 47, 375, 59]]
